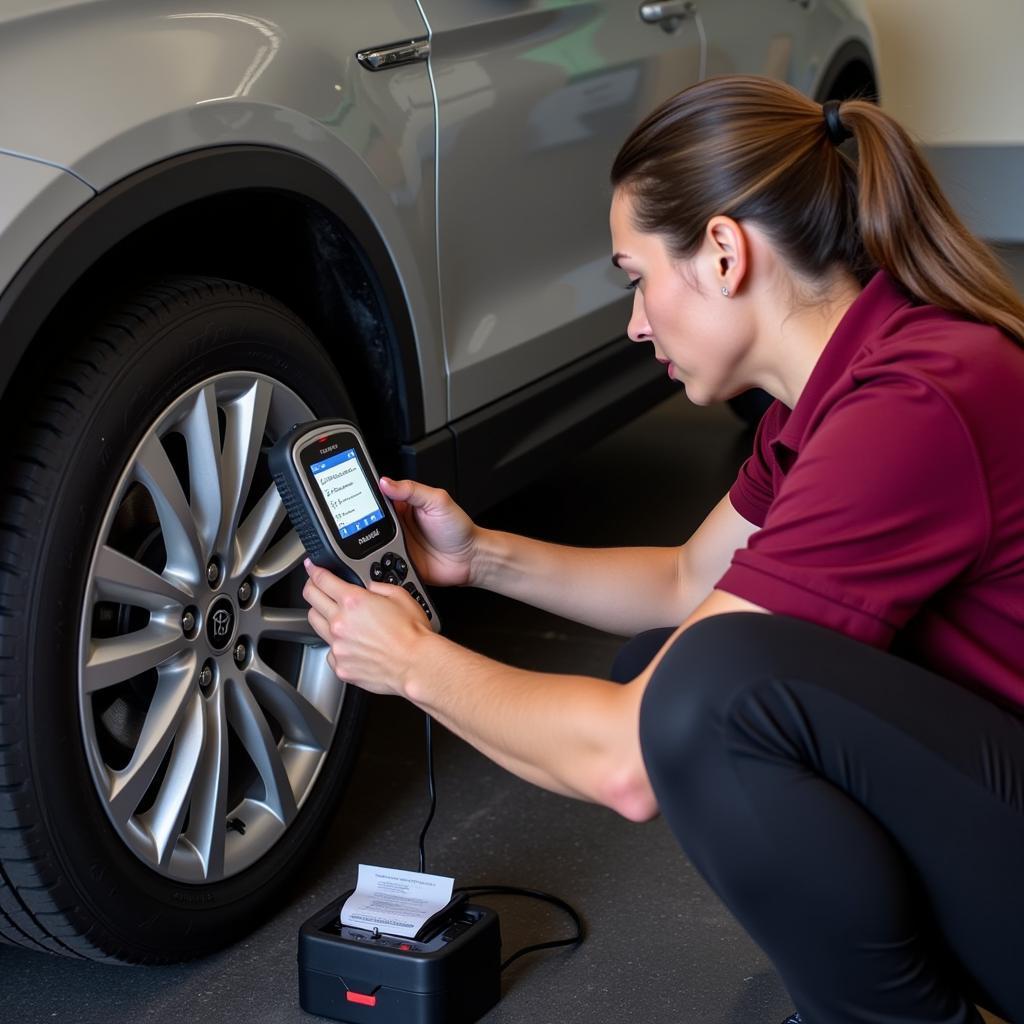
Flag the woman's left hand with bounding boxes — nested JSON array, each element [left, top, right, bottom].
[[302, 559, 433, 696]]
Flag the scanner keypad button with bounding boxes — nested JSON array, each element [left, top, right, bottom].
[[376, 552, 409, 588], [401, 581, 433, 619]]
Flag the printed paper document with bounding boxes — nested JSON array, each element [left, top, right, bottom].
[[340, 864, 455, 939]]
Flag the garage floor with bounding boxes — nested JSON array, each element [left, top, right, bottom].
[[1, 394, 804, 1023], [10, 279, 1024, 1023]]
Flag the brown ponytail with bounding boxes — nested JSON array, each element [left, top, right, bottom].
[[611, 75, 1024, 344], [839, 98, 1024, 342]]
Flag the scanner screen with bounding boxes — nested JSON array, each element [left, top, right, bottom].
[[309, 448, 385, 539]]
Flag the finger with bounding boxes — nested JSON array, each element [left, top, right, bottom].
[[304, 562, 364, 605], [307, 607, 333, 646], [379, 476, 415, 502], [391, 502, 425, 546], [366, 581, 409, 602], [380, 476, 449, 513], [303, 576, 340, 620], [369, 581, 426, 620]]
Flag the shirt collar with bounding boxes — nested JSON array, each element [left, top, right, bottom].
[[773, 270, 913, 454]]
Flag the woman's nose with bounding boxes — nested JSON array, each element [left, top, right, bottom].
[[627, 290, 651, 343]]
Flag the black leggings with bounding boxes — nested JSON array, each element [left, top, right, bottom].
[[611, 613, 1024, 1023]]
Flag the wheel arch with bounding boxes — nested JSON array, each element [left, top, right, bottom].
[[814, 38, 879, 102], [0, 145, 426, 452]]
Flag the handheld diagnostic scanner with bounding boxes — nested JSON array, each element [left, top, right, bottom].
[[269, 420, 440, 631]]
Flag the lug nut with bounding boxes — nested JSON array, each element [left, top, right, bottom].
[[233, 640, 250, 667], [238, 581, 252, 604], [199, 659, 217, 695], [207, 561, 220, 586], [182, 607, 200, 640]]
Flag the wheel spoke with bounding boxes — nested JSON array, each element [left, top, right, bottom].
[[134, 433, 204, 585], [251, 531, 305, 591], [225, 676, 298, 826], [79, 369, 334, 883], [84, 621, 184, 693], [216, 379, 272, 555], [107, 662, 195, 828], [258, 607, 322, 645], [93, 544, 194, 610], [143, 690, 205, 869], [185, 685, 229, 880], [181, 384, 224, 561], [233, 483, 286, 581], [246, 654, 335, 750]]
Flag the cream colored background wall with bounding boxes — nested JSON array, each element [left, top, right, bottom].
[[865, 0, 1024, 144]]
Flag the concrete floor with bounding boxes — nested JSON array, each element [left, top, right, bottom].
[[8, 251, 1024, 1024], [1, 395, 797, 1023]]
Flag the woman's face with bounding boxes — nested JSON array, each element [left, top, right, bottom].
[[609, 189, 753, 405]]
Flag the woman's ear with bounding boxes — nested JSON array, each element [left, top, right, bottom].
[[706, 216, 748, 296]]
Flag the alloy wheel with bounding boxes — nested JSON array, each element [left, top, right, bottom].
[[78, 373, 346, 883]]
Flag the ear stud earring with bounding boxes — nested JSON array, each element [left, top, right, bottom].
[[721, 286, 730, 297]]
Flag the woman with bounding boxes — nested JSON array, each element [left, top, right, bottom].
[[303, 76, 1024, 1023]]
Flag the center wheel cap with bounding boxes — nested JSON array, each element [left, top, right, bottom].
[[206, 596, 236, 652]]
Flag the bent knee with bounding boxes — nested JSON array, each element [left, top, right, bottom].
[[609, 627, 675, 683], [638, 612, 794, 776]]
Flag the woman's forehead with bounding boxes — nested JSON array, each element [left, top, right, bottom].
[[609, 192, 646, 250]]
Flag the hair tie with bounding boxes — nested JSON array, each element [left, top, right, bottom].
[[822, 99, 852, 146]]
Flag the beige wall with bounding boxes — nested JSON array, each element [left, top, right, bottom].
[[865, 0, 1024, 144]]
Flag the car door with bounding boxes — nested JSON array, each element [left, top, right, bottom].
[[697, 0, 809, 88], [418, 0, 702, 419]]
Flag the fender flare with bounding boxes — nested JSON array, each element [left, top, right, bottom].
[[815, 38, 878, 101], [0, 145, 424, 437]]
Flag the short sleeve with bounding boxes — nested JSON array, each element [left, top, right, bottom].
[[728, 399, 787, 527], [717, 379, 990, 648]]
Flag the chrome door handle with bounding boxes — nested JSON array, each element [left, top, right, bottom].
[[356, 38, 430, 72], [639, 1, 694, 25]]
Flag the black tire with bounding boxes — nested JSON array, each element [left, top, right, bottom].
[[0, 276, 366, 962]]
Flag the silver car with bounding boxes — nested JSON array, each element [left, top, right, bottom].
[[0, 0, 877, 962]]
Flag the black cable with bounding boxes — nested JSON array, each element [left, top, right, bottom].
[[455, 885, 585, 971], [417, 712, 436, 874], [415, 711, 585, 970]]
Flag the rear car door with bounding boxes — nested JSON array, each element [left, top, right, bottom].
[[697, 0, 808, 86], [419, 1, 703, 419]]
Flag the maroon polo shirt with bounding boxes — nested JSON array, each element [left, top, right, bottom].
[[717, 270, 1024, 707]]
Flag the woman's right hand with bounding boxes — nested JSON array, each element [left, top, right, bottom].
[[378, 477, 481, 587]]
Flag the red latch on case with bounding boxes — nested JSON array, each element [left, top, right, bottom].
[[346, 991, 377, 1007]]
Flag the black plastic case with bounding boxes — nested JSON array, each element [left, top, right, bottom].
[[298, 894, 501, 1024]]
